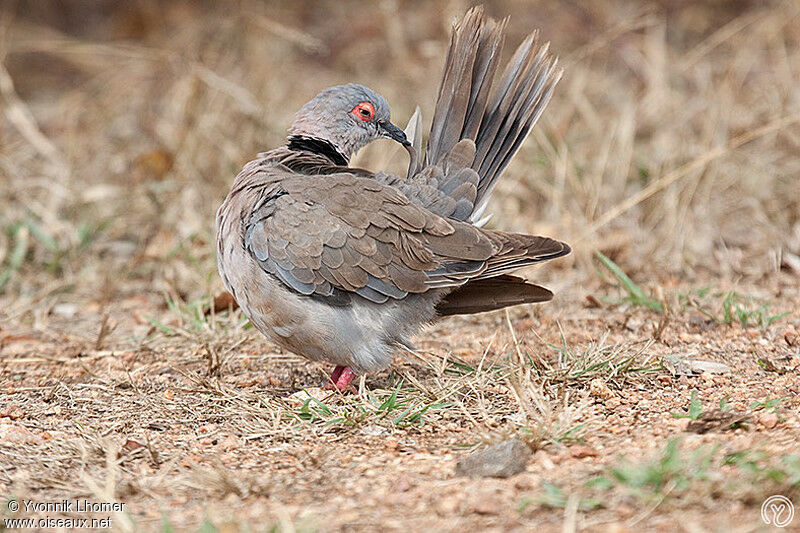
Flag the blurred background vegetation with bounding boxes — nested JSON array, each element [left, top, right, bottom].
[[1, 0, 799, 315]]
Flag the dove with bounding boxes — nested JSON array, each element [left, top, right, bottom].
[[216, 7, 569, 390]]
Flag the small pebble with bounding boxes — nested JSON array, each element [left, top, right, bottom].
[[455, 439, 531, 478], [757, 412, 778, 429]]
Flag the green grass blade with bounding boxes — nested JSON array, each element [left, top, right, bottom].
[[595, 251, 663, 312]]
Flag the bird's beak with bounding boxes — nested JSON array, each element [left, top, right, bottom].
[[379, 121, 411, 146]]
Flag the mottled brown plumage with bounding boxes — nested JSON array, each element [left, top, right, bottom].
[[216, 7, 569, 387]]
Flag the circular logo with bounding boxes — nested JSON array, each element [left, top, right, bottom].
[[762, 495, 795, 528]]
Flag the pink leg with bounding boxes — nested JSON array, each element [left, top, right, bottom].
[[329, 365, 345, 384], [334, 367, 357, 390], [324, 365, 357, 391]]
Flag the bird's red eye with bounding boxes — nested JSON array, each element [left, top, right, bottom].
[[351, 102, 375, 122]]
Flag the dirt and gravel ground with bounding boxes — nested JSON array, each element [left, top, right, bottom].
[[2, 1, 800, 531], [1, 275, 799, 531]]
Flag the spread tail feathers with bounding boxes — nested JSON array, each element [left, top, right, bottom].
[[424, 6, 561, 224]]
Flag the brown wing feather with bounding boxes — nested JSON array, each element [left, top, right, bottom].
[[241, 155, 568, 307], [244, 167, 501, 303]]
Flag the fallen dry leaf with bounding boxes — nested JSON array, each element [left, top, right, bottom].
[[686, 409, 750, 434]]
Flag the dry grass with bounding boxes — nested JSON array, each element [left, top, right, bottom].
[[1, 1, 800, 531]]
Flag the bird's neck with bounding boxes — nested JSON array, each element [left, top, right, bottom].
[[286, 135, 349, 166]]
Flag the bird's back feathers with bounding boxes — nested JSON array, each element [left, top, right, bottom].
[[227, 149, 568, 309]]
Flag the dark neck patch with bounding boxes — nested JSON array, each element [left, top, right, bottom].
[[287, 136, 348, 166]]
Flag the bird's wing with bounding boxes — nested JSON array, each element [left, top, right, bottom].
[[375, 139, 479, 220], [243, 168, 567, 305]]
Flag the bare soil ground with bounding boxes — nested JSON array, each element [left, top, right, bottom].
[[1, 275, 799, 531], [2, 1, 800, 531]]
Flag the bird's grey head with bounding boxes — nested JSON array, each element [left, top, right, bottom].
[[287, 83, 409, 164]]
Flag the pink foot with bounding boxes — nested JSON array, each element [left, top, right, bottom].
[[324, 365, 357, 391]]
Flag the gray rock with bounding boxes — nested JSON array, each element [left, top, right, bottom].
[[663, 355, 731, 376], [455, 439, 531, 478], [51, 303, 78, 318], [684, 360, 732, 375]]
